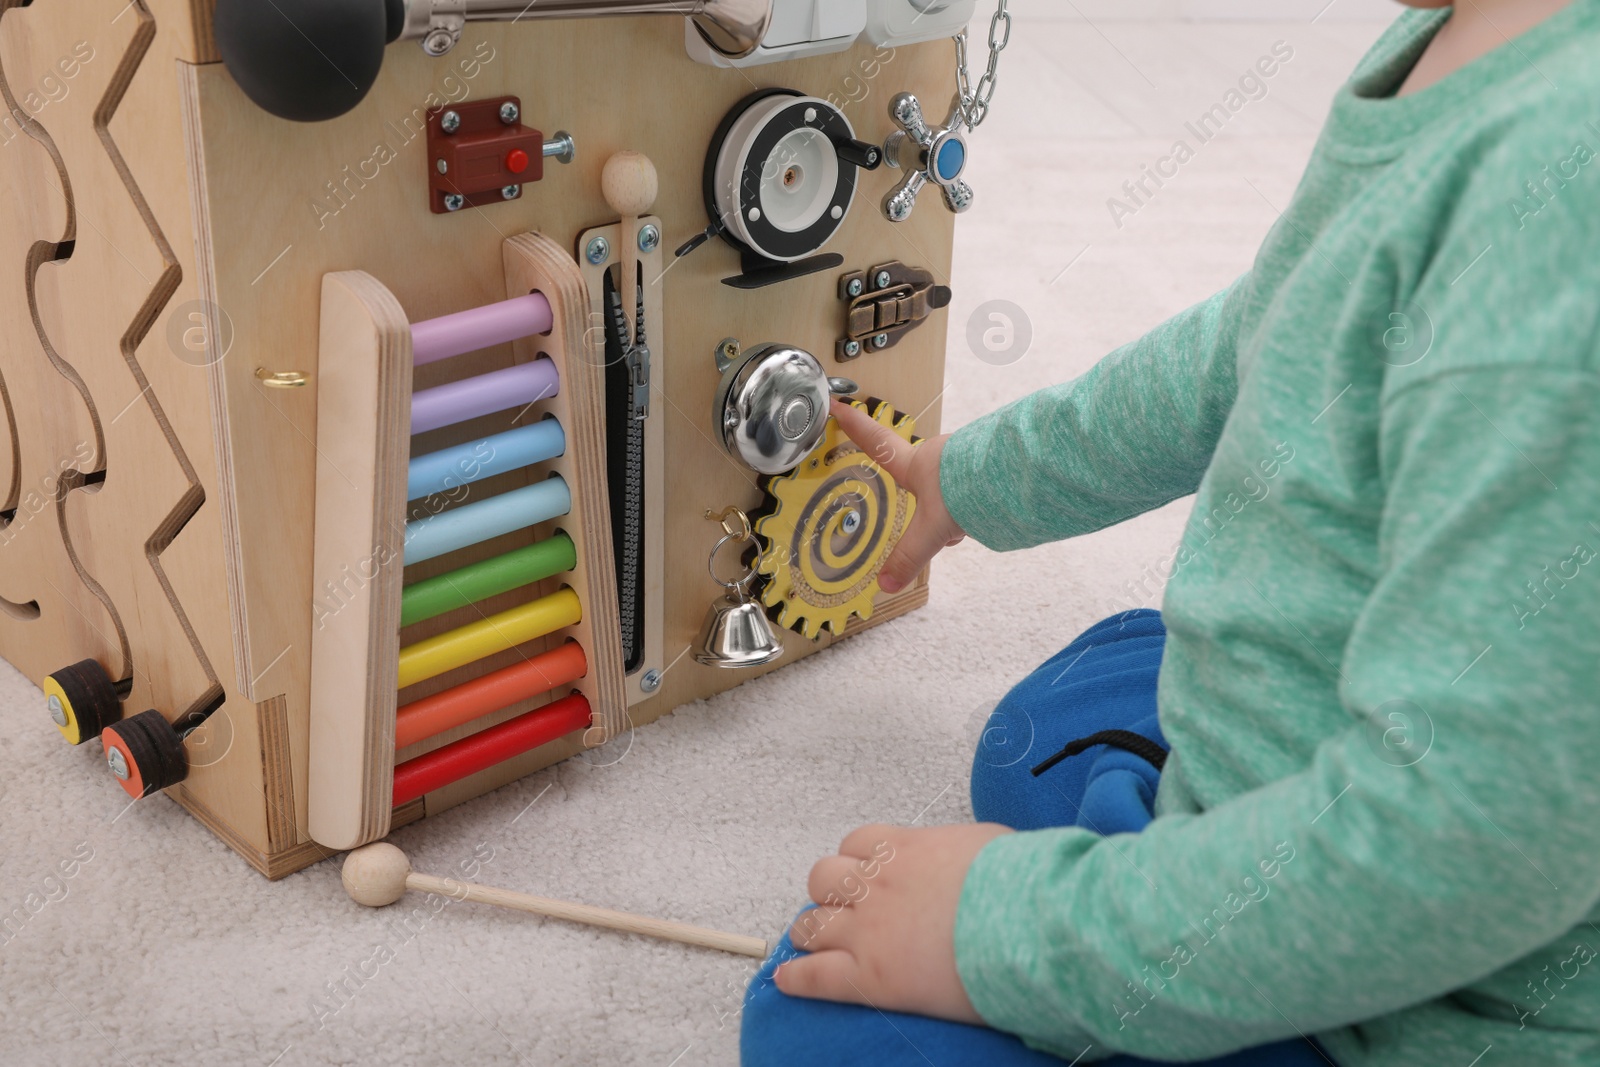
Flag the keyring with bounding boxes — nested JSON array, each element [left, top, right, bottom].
[[708, 532, 761, 594]]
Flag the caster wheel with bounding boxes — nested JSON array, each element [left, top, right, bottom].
[[102, 710, 188, 799], [45, 659, 120, 746]]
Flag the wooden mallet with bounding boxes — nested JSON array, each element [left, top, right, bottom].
[[342, 843, 769, 959]]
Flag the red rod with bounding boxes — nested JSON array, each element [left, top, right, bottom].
[[392, 693, 591, 807], [395, 641, 588, 750]]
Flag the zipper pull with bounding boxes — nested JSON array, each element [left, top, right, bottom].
[[627, 343, 651, 421]]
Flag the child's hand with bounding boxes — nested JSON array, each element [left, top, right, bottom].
[[775, 822, 1013, 1023], [829, 398, 967, 593]]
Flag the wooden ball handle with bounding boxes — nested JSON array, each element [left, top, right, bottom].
[[601, 151, 658, 336], [342, 843, 769, 959]]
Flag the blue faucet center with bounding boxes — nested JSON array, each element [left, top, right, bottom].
[[935, 138, 966, 182]]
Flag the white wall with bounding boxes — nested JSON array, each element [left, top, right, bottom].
[[1001, 0, 1401, 21]]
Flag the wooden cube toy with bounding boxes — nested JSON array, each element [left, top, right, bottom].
[[0, 0, 960, 877]]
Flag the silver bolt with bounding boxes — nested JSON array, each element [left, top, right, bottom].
[[585, 236, 610, 265], [641, 669, 663, 694], [443, 193, 466, 212], [106, 747, 130, 780], [543, 131, 576, 166], [423, 29, 456, 57], [846, 278, 864, 298], [875, 270, 892, 289], [842, 510, 861, 535], [501, 185, 520, 201], [440, 110, 461, 134], [499, 101, 520, 125], [435, 158, 449, 175], [873, 333, 891, 349], [843, 340, 862, 358], [637, 224, 661, 254], [47, 693, 66, 727]]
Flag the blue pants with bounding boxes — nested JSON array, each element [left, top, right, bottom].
[[742, 610, 1331, 1067]]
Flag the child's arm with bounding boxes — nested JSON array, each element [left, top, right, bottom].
[[939, 274, 1253, 553], [830, 275, 1255, 589], [782, 360, 1600, 1060]]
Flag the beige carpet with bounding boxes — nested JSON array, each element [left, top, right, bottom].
[[0, 14, 1392, 1067]]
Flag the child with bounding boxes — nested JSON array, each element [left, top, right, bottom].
[[741, 1, 1600, 1064]]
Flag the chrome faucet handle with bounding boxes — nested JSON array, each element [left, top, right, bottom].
[[881, 93, 974, 223]]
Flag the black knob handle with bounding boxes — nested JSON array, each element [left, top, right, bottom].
[[214, 0, 405, 122], [834, 137, 882, 171]]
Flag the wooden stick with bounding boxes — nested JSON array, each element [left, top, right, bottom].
[[343, 843, 769, 959], [600, 151, 658, 337]]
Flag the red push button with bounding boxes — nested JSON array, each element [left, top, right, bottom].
[[506, 148, 530, 175]]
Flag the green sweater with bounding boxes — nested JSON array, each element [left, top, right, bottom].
[[944, 7, 1600, 1065]]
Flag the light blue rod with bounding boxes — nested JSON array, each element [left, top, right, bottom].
[[404, 477, 572, 566], [407, 420, 567, 502]]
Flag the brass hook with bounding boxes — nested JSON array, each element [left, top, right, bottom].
[[705, 506, 752, 540], [255, 368, 309, 389]]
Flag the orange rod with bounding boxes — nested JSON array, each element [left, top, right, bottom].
[[395, 640, 588, 750]]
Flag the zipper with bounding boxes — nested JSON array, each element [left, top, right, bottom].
[[603, 266, 648, 674]]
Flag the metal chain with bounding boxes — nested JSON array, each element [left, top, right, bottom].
[[955, 0, 1011, 131]]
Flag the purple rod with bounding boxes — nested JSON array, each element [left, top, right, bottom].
[[411, 293, 553, 366], [412, 358, 561, 436]]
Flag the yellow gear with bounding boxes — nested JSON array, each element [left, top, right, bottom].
[[752, 399, 918, 640]]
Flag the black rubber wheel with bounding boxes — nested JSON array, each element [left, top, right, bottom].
[[214, 0, 405, 122], [45, 658, 120, 746], [103, 710, 188, 799]]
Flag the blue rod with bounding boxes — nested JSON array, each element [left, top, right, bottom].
[[407, 420, 566, 502], [404, 477, 572, 566]]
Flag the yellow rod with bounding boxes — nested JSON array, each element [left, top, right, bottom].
[[398, 587, 582, 690]]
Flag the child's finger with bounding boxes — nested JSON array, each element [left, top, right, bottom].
[[807, 854, 872, 907], [839, 823, 901, 859], [879, 512, 944, 594], [829, 398, 915, 484], [788, 902, 859, 953], [775, 949, 864, 1004]]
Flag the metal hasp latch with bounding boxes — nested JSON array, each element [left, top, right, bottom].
[[836, 262, 953, 362], [427, 96, 576, 214], [881, 92, 974, 223]]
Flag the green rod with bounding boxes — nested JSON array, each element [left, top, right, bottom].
[[401, 533, 577, 628]]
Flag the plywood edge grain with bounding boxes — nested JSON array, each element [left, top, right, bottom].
[[306, 270, 411, 850], [502, 232, 628, 747]]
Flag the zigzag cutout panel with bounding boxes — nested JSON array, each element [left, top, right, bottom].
[[0, 0, 282, 866]]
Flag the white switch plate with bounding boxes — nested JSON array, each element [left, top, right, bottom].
[[865, 0, 978, 47], [686, 0, 865, 67], [686, 0, 978, 68]]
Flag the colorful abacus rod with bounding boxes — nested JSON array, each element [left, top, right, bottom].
[[395, 640, 588, 750], [411, 292, 554, 367], [412, 358, 561, 436], [398, 587, 582, 690], [393, 692, 592, 806], [401, 534, 577, 629], [408, 420, 566, 502], [404, 477, 572, 566]]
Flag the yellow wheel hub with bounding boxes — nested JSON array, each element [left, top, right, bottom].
[[45, 674, 84, 745]]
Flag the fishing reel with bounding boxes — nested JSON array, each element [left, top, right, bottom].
[[681, 89, 882, 289]]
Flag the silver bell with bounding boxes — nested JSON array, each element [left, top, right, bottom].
[[695, 506, 785, 669], [694, 591, 785, 669], [712, 339, 858, 475]]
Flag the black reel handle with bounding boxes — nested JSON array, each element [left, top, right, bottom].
[[214, 0, 406, 122], [833, 137, 882, 171]]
